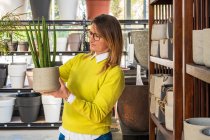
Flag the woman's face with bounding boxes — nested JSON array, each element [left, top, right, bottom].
[[89, 24, 109, 55]]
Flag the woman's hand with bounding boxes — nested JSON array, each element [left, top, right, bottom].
[[42, 78, 70, 99]]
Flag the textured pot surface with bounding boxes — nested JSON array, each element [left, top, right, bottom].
[[33, 67, 60, 92]]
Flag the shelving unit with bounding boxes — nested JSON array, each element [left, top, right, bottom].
[[149, 0, 183, 140], [183, 0, 210, 118]]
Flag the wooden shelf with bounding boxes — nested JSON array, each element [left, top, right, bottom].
[[186, 64, 210, 84], [150, 113, 173, 140], [150, 56, 173, 68], [150, 0, 172, 5]]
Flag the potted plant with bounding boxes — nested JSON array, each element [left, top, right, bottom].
[[25, 17, 60, 92]]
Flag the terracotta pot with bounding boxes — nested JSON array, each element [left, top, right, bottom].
[[67, 33, 81, 51], [86, 0, 111, 20]]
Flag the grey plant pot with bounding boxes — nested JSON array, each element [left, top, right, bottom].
[[0, 63, 8, 87], [30, 0, 51, 20], [16, 93, 41, 123]]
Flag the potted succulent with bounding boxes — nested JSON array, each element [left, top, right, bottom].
[[25, 17, 60, 92]]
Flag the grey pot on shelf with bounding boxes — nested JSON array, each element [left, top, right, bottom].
[[30, 0, 51, 20], [16, 93, 41, 123], [0, 63, 8, 88]]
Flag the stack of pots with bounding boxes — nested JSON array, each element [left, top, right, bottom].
[[0, 97, 15, 123], [42, 95, 62, 122], [8, 63, 27, 88], [16, 93, 41, 122]]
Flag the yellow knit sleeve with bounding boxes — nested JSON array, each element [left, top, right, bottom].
[[59, 53, 84, 82], [70, 66, 125, 123]]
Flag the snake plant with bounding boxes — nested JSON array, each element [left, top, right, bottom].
[[25, 17, 57, 68]]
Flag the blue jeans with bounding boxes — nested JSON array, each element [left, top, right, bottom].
[[58, 132, 112, 140]]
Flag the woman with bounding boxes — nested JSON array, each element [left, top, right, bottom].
[[49, 14, 125, 140]]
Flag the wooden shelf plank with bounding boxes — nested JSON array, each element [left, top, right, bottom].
[[150, 0, 172, 5], [186, 64, 210, 84], [150, 56, 174, 68], [150, 113, 173, 140]]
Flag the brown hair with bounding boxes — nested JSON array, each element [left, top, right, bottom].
[[89, 14, 123, 72]]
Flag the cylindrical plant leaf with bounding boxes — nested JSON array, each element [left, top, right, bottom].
[[52, 23, 57, 66]]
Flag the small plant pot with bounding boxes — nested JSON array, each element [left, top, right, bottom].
[[0, 68, 7, 88], [8, 63, 27, 88], [42, 95, 62, 122], [67, 33, 81, 51], [0, 64, 8, 86], [0, 97, 15, 123], [18, 42, 29, 52], [33, 67, 60, 92], [86, 0, 111, 20], [184, 118, 210, 140], [56, 37, 67, 51], [7, 41, 18, 52], [16, 93, 41, 123]]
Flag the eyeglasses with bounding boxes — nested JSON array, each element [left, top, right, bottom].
[[88, 31, 102, 41]]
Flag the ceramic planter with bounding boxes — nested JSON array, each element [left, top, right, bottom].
[[8, 63, 27, 88], [26, 70, 33, 88], [0, 97, 15, 123], [67, 33, 81, 51], [0, 64, 8, 86], [86, 0, 111, 20], [56, 37, 67, 51], [42, 95, 62, 122], [203, 28, 210, 67], [129, 30, 149, 69], [33, 67, 60, 92], [0, 68, 6, 88], [165, 105, 173, 131], [193, 30, 204, 65], [184, 118, 210, 140], [16, 93, 41, 123], [18, 42, 29, 52], [30, 0, 51, 20], [7, 41, 18, 52], [57, 0, 78, 20]]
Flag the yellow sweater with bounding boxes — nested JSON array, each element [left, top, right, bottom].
[[59, 53, 125, 135]]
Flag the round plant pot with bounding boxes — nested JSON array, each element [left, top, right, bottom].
[[0, 68, 6, 88], [30, 0, 51, 20], [26, 70, 33, 88], [7, 41, 18, 52], [42, 95, 62, 122], [67, 33, 81, 51], [18, 42, 29, 52], [0, 97, 15, 123], [56, 37, 67, 51], [57, 0, 78, 20], [184, 118, 210, 140], [8, 63, 27, 88], [33, 67, 60, 92], [86, 0, 111, 20], [16, 93, 41, 123], [0, 64, 8, 86]]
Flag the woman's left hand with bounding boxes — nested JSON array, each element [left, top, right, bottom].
[[42, 78, 70, 99]]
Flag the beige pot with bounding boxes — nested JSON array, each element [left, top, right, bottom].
[[26, 70, 33, 88], [184, 118, 210, 140], [33, 67, 60, 92]]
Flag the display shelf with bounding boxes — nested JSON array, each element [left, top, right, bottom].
[[150, 56, 173, 68], [186, 64, 210, 84], [0, 117, 61, 129], [0, 86, 32, 93], [150, 113, 173, 140], [150, 0, 172, 5]]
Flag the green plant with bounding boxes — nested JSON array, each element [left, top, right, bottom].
[[25, 17, 57, 68], [0, 7, 25, 55]]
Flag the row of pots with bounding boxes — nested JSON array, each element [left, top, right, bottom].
[[0, 0, 111, 20], [0, 93, 62, 123]]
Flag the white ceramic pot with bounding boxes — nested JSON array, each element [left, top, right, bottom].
[[8, 63, 27, 88], [193, 30, 204, 65], [26, 70, 33, 88], [165, 105, 173, 131], [0, 97, 15, 123], [42, 95, 62, 122], [56, 37, 67, 51], [184, 118, 210, 140], [57, 0, 78, 20]]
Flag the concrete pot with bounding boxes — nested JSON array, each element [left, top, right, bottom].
[[33, 67, 60, 92], [42, 95, 62, 122], [26, 70, 33, 88], [184, 118, 210, 140], [67, 33, 81, 51], [0, 97, 15, 123], [203, 29, 210, 67]]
